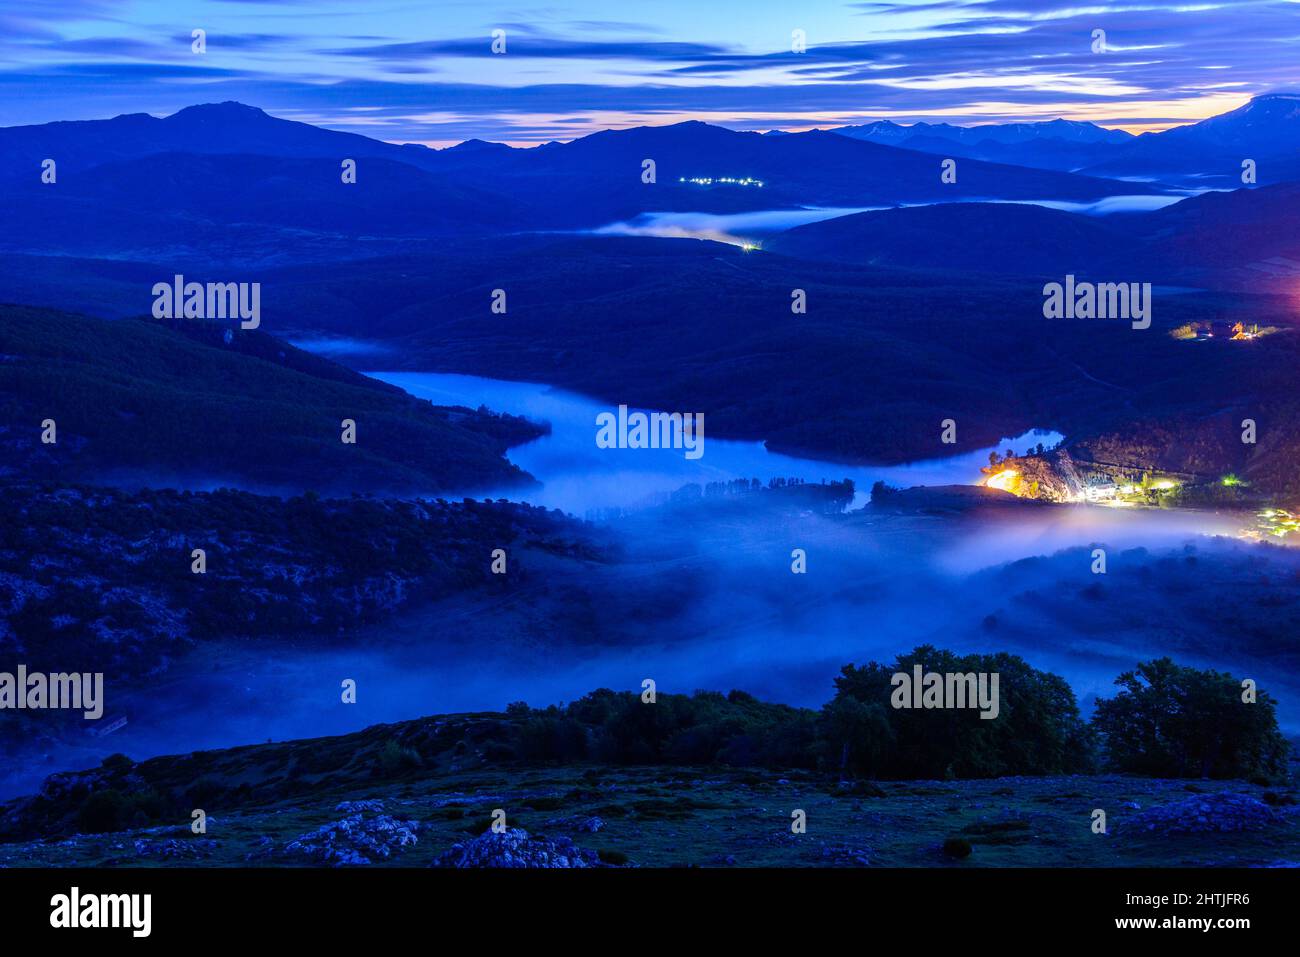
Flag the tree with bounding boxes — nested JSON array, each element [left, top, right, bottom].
[[1092, 658, 1290, 780]]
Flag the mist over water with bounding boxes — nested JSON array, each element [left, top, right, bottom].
[[591, 207, 879, 246], [992, 194, 1186, 215], [17, 486, 1289, 801], [287, 336, 396, 359], [371, 370, 1063, 512], [587, 194, 1187, 246], [8, 369, 1294, 799]]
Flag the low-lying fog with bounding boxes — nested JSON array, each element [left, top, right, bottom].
[[372, 371, 1062, 513], [7, 370, 1295, 798], [588, 195, 1188, 247], [15, 495, 1288, 800]]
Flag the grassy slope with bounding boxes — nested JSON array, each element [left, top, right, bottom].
[[0, 304, 541, 495], [1, 713, 1295, 867]]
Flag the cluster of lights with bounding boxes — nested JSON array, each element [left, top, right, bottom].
[[1090, 476, 1180, 506], [678, 176, 765, 188], [1259, 509, 1299, 538]]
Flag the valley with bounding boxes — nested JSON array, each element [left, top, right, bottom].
[[3, 90, 1300, 878]]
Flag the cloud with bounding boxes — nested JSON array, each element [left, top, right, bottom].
[[330, 36, 733, 62], [0, 0, 1298, 143]]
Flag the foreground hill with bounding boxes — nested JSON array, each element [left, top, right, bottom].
[[0, 305, 541, 495], [3, 762, 1294, 868], [0, 482, 605, 794], [0, 680, 1294, 867]]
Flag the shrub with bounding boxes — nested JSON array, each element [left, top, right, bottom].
[[78, 790, 132, 833], [376, 740, 422, 776], [942, 837, 973, 859], [100, 753, 133, 772], [75, 787, 165, 833]]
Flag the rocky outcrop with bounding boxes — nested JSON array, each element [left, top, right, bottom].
[[982, 449, 1084, 502], [282, 813, 419, 866], [1120, 793, 1284, 836], [432, 827, 606, 868]]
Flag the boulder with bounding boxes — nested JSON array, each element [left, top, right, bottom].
[[433, 827, 604, 868], [283, 813, 419, 866]]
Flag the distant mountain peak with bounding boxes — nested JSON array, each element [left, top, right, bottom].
[[446, 138, 512, 153], [832, 116, 1128, 147], [170, 101, 268, 118]]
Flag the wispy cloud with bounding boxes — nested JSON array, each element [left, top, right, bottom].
[[0, 0, 1296, 143]]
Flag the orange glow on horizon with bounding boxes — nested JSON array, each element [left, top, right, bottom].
[[391, 92, 1253, 147]]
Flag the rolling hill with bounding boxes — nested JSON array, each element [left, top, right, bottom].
[[0, 304, 541, 495], [0, 103, 1169, 267], [764, 182, 1300, 290]]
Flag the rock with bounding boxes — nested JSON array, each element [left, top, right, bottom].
[[283, 813, 419, 866], [131, 837, 216, 860], [835, 780, 887, 798], [542, 814, 605, 833], [816, 844, 871, 866], [334, 799, 384, 814], [432, 827, 605, 868], [243, 835, 275, 862], [1121, 793, 1282, 836]]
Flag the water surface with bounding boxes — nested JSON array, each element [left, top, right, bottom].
[[371, 370, 1063, 513]]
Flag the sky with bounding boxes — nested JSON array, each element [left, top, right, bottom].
[[1, 0, 1298, 145]]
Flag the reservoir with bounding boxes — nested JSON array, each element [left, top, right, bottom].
[[369, 370, 1064, 513]]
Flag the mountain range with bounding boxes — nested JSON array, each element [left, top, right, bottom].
[[0, 101, 1171, 266], [819, 94, 1300, 185], [1, 94, 1298, 480]]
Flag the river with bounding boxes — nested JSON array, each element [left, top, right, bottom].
[[369, 370, 1064, 513]]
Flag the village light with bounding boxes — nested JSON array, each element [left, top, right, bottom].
[[681, 175, 764, 187]]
